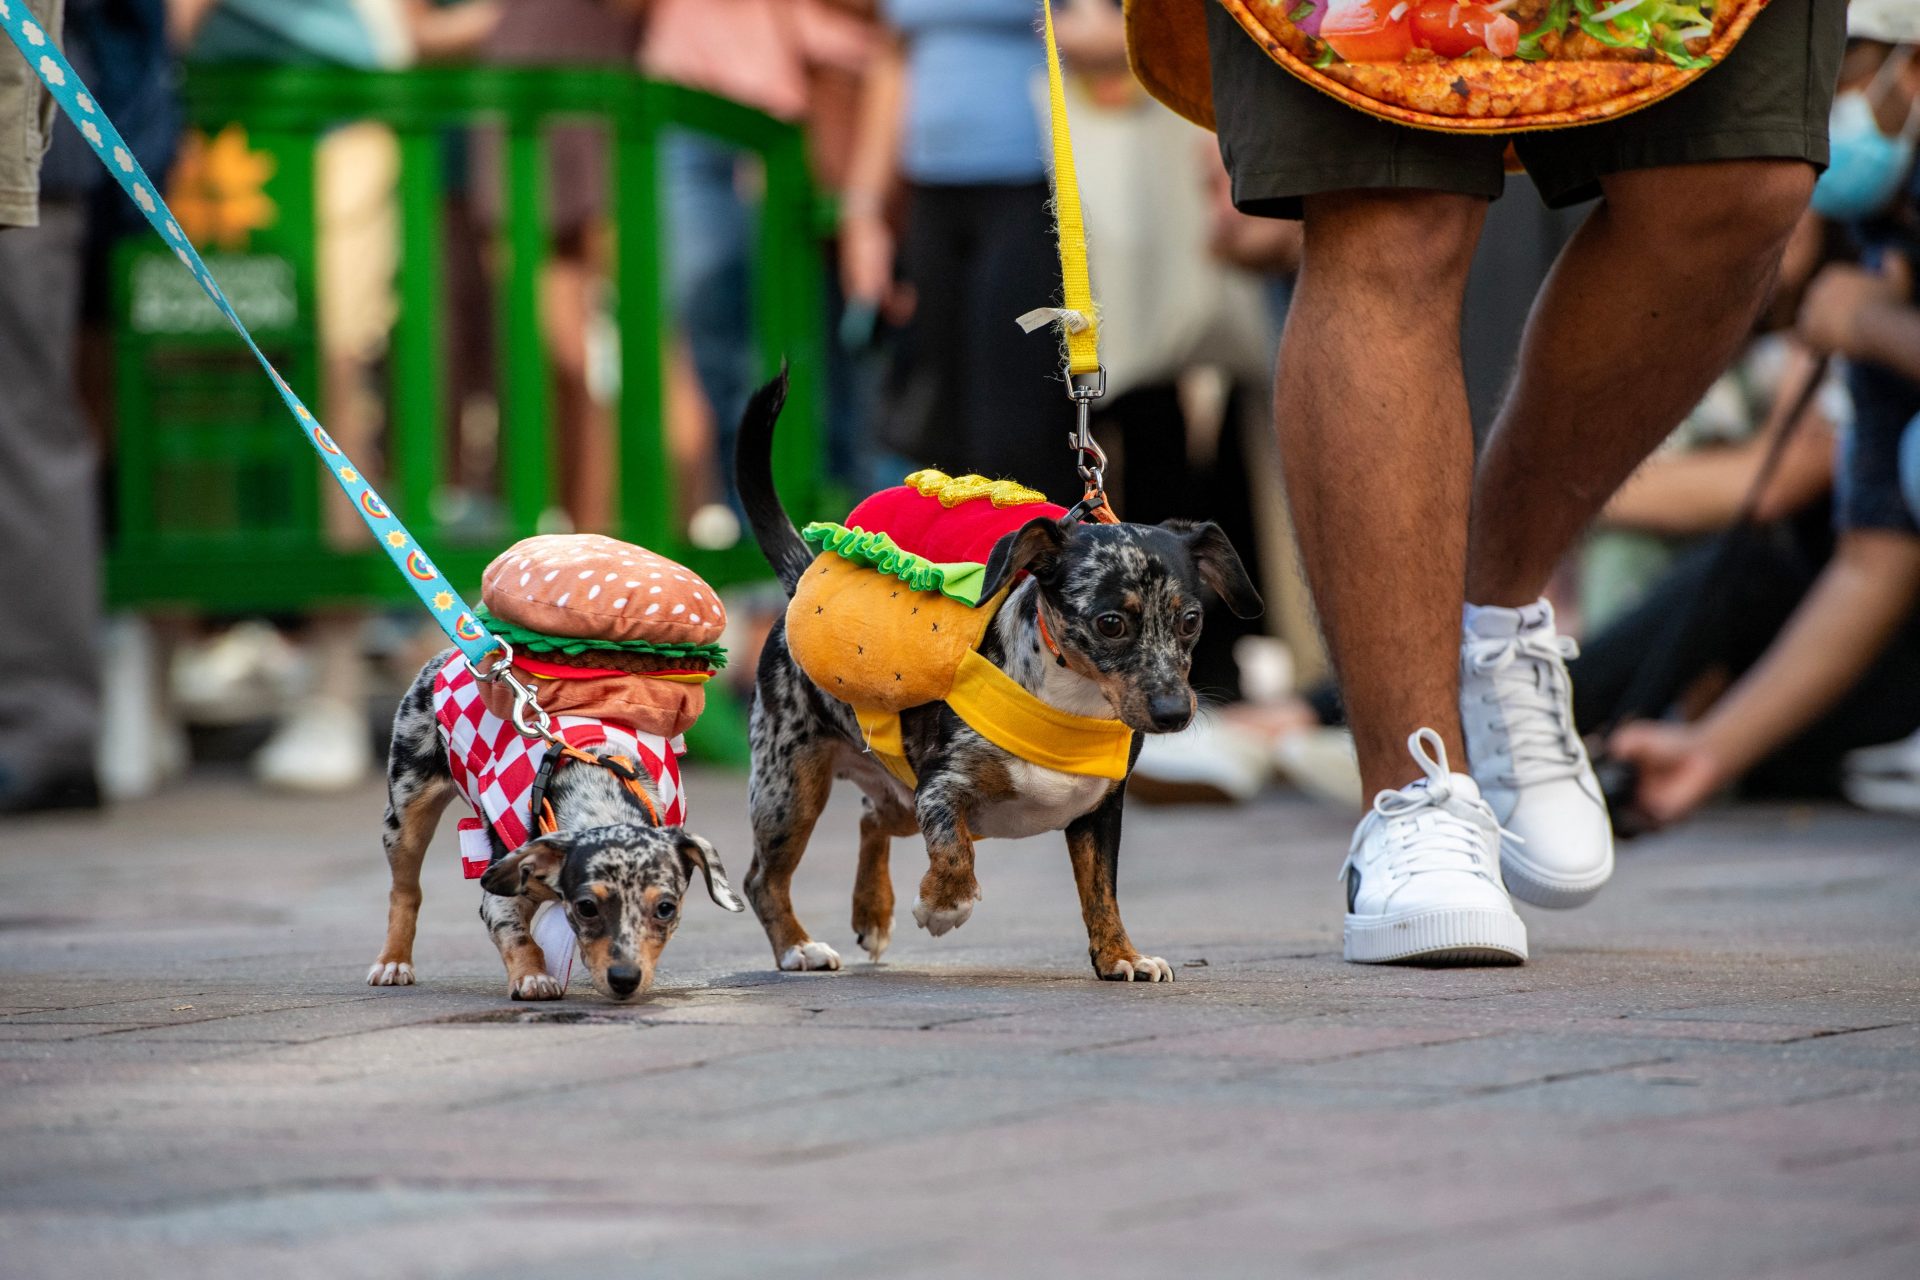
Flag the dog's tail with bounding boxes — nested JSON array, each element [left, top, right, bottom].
[[733, 366, 811, 595]]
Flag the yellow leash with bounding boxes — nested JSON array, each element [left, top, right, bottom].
[[1021, 0, 1116, 521], [1039, 0, 1101, 379]]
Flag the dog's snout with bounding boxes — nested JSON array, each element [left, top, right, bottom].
[[605, 963, 643, 998], [1147, 693, 1193, 733]]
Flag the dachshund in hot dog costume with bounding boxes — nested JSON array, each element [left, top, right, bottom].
[[735, 373, 1263, 979]]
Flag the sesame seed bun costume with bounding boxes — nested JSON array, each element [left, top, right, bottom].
[[1126, 0, 1770, 134], [431, 534, 725, 868], [787, 471, 1135, 789]]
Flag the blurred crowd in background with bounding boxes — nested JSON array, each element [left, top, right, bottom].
[[3, 0, 1918, 836]]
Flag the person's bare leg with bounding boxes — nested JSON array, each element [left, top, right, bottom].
[[1280, 191, 1487, 797], [1466, 160, 1815, 605]]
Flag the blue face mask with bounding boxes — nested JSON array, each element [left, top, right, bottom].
[[1813, 49, 1920, 221]]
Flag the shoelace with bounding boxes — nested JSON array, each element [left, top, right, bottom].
[[1338, 729, 1514, 887], [1466, 629, 1584, 784]]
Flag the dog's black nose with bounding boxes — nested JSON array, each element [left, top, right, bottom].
[[1147, 693, 1193, 732], [605, 964, 643, 998]]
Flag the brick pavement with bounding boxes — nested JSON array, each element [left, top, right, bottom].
[[1, 771, 1915, 1278]]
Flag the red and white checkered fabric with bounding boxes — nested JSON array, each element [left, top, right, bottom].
[[432, 655, 688, 860]]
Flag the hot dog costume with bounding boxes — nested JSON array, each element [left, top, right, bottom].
[[786, 471, 1134, 788]]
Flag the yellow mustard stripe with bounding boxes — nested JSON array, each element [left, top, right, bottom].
[[853, 655, 1133, 788], [947, 650, 1133, 780], [1042, 0, 1100, 377], [855, 706, 919, 789], [904, 469, 1049, 509]]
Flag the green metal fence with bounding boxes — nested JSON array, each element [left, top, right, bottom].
[[106, 65, 826, 614]]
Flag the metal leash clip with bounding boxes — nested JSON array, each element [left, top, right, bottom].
[[1064, 364, 1111, 523], [471, 639, 563, 745]]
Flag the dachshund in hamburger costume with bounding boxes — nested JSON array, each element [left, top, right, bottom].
[[737, 374, 1264, 979], [367, 534, 744, 1002]]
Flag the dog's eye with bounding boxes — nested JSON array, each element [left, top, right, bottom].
[[1095, 612, 1128, 639], [654, 899, 678, 922], [1179, 610, 1202, 638], [572, 897, 600, 919]]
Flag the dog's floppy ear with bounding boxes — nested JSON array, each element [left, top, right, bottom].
[[676, 832, 745, 912], [979, 516, 1070, 602], [479, 833, 572, 897], [1169, 520, 1264, 619]]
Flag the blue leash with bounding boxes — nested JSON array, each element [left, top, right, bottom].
[[2, 9, 562, 730]]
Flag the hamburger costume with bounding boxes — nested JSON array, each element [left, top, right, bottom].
[[786, 471, 1134, 789], [433, 534, 726, 870]]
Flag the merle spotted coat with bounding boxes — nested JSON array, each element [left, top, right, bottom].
[[366, 651, 744, 1002]]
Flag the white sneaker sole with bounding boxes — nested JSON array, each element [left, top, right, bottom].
[[1344, 906, 1528, 965], [1842, 774, 1920, 816], [1499, 841, 1613, 910]]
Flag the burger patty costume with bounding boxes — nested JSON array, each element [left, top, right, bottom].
[[432, 534, 727, 871], [785, 470, 1135, 788]]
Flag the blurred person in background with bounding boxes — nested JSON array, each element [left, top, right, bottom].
[[842, 0, 1078, 498], [1577, 211, 1846, 632], [638, 0, 872, 542], [2, 0, 184, 813], [0, 0, 97, 814], [175, 0, 500, 791], [471, 0, 643, 534], [1611, 25, 1920, 824]]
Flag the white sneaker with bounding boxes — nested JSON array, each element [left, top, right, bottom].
[[1341, 729, 1528, 965], [1460, 601, 1614, 909], [1842, 728, 1920, 815], [253, 697, 372, 792]]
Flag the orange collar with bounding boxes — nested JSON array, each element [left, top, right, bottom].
[[1036, 603, 1066, 667]]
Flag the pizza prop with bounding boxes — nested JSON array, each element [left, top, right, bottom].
[[1126, 0, 1770, 133]]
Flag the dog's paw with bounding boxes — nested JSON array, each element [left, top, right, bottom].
[[912, 896, 976, 937], [854, 918, 892, 962], [510, 972, 565, 1000], [1098, 953, 1174, 983], [366, 960, 415, 987], [779, 940, 843, 972]]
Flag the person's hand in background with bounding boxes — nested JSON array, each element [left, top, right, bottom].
[[406, 0, 505, 61], [1798, 252, 1919, 377], [1607, 719, 1731, 826], [1203, 144, 1301, 275], [838, 193, 893, 304]]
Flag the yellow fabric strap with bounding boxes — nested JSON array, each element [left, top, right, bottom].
[[855, 652, 1135, 788], [1041, 0, 1100, 377], [856, 707, 921, 789], [948, 650, 1133, 779]]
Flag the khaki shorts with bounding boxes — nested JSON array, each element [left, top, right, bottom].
[[316, 121, 401, 365], [1207, 0, 1848, 218], [0, 0, 62, 229]]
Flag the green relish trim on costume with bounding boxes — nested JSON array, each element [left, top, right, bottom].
[[471, 606, 728, 669], [801, 522, 990, 607]]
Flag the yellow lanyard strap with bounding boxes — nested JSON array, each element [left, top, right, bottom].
[[1039, 0, 1102, 381]]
